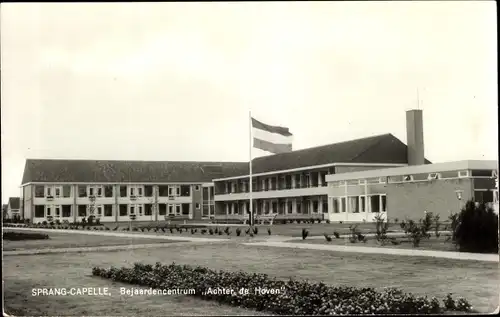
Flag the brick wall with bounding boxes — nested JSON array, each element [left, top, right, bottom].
[[386, 178, 473, 221]]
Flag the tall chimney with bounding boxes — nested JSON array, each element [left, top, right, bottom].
[[406, 109, 425, 165]]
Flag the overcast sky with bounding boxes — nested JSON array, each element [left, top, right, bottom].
[[1, 1, 497, 204]]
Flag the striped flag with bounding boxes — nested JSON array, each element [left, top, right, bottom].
[[252, 117, 293, 154]]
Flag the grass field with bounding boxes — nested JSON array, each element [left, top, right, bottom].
[[3, 241, 499, 315], [295, 234, 459, 252], [2, 230, 184, 251]]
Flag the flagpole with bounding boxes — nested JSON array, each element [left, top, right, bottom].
[[249, 111, 253, 227]]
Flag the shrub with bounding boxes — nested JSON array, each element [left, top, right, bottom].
[[3, 232, 49, 241], [373, 213, 389, 245], [326, 219, 331, 224], [400, 220, 428, 248], [433, 214, 441, 238], [348, 225, 360, 243], [333, 232, 340, 239], [95, 218, 101, 225], [235, 228, 241, 236], [209, 228, 214, 235], [452, 200, 498, 253], [92, 262, 471, 315], [252, 227, 258, 235], [267, 228, 271, 235], [55, 219, 61, 225], [301, 228, 309, 240], [324, 233, 332, 242], [218, 231, 223, 236], [201, 229, 207, 235]]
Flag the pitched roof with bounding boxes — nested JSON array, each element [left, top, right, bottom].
[[20, 134, 431, 184], [246, 133, 431, 175], [8, 197, 20, 210], [21, 160, 248, 184]]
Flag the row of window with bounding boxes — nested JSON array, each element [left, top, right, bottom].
[[331, 195, 387, 213], [222, 199, 329, 215], [34, 184, 201, 199], [33, 203, 201, 218], [217, 170, 331, 195], [330, 170, 497, 187]]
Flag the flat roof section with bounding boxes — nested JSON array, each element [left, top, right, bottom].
[[326, 160, 499, 182]]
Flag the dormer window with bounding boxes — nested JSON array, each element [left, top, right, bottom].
[[458, 170, 469, 178]]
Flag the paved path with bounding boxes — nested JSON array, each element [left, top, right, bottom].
[[5, 227, 225, 243], [244, 241, 499, 262], [3, 241, 191, 256]]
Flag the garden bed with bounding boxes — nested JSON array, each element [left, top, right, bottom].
[[296, 235, 458, 252], [3, 231, 49, 241], [92, 262, 473, 315]]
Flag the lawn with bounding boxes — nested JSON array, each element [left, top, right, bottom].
[[3, 242, 498, 314], [2, 230, 184, 251], [294, 234, 458, 252]]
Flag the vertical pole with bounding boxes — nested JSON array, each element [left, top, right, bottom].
[[249, 111, 253, 227]]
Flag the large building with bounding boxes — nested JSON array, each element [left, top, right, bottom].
[[18, 110, 498, 224]]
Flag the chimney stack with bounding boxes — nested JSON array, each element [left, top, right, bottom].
[[406, 109, 425, 165]]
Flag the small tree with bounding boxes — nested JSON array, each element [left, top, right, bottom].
[[433, 214, 441, 238]]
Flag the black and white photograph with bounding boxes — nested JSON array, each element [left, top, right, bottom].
[[1, 1, 498, 315]]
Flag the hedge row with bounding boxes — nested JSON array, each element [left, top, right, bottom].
[[3, 231, 49, 241], [92, 262, 472, 315]]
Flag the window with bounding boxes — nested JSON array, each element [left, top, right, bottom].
[[180, 185, 191, 196], [96, 205, 103, 216], [159, 186, 169, 197], [331, 198, 339, 213], [471, 170, 494, 177], [35, 186, 45, 198], [54, 205, 61, 217], [62, 205, 71, 217], [78, 205, 87, 217], [312, 200, 319, 213], [176, 205, 181, 215], [296, 201, 302, 214], [130, 187, 135, 196], [46, 187, 53, 197], [169, 186, 180, 196], [168, 205, 175, 215], [340, 198, 346, 213], [458, 170, 469, 178], [145, 204, 153, 216], [381, 195, 387, 212], [358, 179, 367, 185], [348, 197, 359, 213], [96, 187, 103, 197], [46, 206, 52, 216], [120, 186, 127, 197], [63, 185, 71, 198], [35, 205, 45, 217], [287, 201, 293, 214], [119, 205, 127, 216], [78, 186, 87, 197], [182, 204, 190, 215], [360, 196, 366, 212], [370, 195, 379, 213], [130, 206, 135, 215], [403, 175, 413, 182], [195, 203, 200, 209], [428, 173, 441, 180], [89, 187, 94, 196], [104, 185, 113, 197], [137, 205, 143, 216], [322, 198, 328, 213], [104, 205, 113, 217], [54, 187, 62, 198], [159, 204, 167, 216], [144, 186, 154, 197], [475, 190, 494, 203]]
